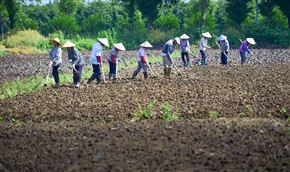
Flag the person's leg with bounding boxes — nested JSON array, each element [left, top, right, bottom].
[[52, 66, 60, 87], [200, 50, 206, 65], [132, 62, 142, 79], [224, 51, 228, 64], [96, 64, 102, 83], [108, 60, 114, 80], [75, 65, 83, 87], [185, 52, 190, 66], [240, 52, 246, 64], [140, 62, 148, 79], [181, 52, 186, 66], [88, 64, 98, 83]]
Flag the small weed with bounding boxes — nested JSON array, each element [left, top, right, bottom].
[[133, 102, 154, 121], [209, 111, 218, 119], [162, 101, 179, 121], [238, 113, 246, 118], [0, 117, 3, 123], [280, 107, 286, 114], [246, 105, 255, 117], [287, 116, 290, 123]]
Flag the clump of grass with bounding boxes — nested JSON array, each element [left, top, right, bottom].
[[209, 111, 218, 119], [132, 102, 154, 121], [162, 101, 179, 121], [0, 116, 3, 123], [238, 113, 246, 118]]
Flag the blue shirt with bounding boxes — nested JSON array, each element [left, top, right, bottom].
[[67, 47, 84, 66], [49, 45, 62, 66]]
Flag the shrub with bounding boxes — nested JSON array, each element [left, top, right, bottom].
[[133, 102, 154, 121], [5, 29, 46, 48], [162, 101, 179, 121]]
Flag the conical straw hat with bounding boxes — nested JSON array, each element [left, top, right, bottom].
[[174, 37, 180, 44], [140, 41, 153, 48], [49, 38, 61, 44], [246, 38, 256, 45], [217, 35, 227, 41], [180, 34, 190, 39], [202, 32, 212, 38], [62, 40, 76, 48], [98, 38, 109, 47], [114, 43, 126, 51]]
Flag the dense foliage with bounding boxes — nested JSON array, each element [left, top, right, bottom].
[[0, 0, 289, 52]]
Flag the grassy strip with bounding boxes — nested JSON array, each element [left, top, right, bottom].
[[0, 52, 180, 100]]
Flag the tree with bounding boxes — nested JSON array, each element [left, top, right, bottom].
[[259, 0, 275, 26], [4, 0, 19, 29], [59, 0, 83, 15], [48, 14, 80, 36], [137, 0, 162, 30], [225, 0, 252, 26], [200, 0, 210, 28], [274, 0, 290, 28]]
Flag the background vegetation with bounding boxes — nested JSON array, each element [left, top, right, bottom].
[[0, 0, 289, 54]]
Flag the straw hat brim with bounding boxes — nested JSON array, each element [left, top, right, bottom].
[[49, 38, 61, 45], [174, 37, 180, 44], [180, 34, 190, 39], [114, 43, 126, 51], [98, 38, 109, 47], [202, 32, 212, 38], [246, 38, 256, 45], [217, 35, 227, 41], [140, 41, 153, 48], [62, 41, 76, 48]]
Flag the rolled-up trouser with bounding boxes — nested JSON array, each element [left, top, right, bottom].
[[134, 61, 148, 73], [200, 50, 206, 65], [221, 51, 228, 65], [73, 65, 83, 84], [162, 55, 172, 69], [52, 65, 60, 84], [181, 52, 189, 66], [89, 64, 101, 81], [240, 51, 246, 64]]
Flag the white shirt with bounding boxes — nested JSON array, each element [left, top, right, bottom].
[[90, 42, 103, 64], [137, 47, 146, 62], [199, 37, 210, 51]]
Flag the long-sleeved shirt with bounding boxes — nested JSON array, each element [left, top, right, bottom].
[[67, 47, 84, 66], [90, 42, 103, 65], [180, 39, 190, 53], [137, 47, 147, 63], [49, 45, 62, 66], [219, 40, 229, 52], [239, 41, 251, 54], [161, 39, 175, 60], [199, 37, 210, 51], [108, 47, 119, 64]]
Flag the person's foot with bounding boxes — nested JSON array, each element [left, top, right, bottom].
[[53, 83, 59, 88], [75, 82, 80, 88], [97, 80, 101, 84], [87, 79, 92, 84]]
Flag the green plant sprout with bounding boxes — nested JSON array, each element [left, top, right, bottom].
[[209, 111, 218, 119], [133, 102, 154, 121], [238, 113, 246, 118], [280, 107, 286, 114], [162, 101, 179, 121]]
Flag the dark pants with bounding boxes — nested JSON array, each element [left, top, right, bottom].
[[89, 64, 101, 81], [221, 51, 228, 65], [200, 50, 206, 65], [240, 51, 246, 64], [109, 60, 117, 74], [52, 66, 60, 84], [181, 52, 189, 66], [73, 65, 83, 84]]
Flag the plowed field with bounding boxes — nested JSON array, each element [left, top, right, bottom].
[[0, 49, 289, 171]]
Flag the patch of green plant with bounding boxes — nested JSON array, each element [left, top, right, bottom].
[[133, 102, 154, 121], [0, 117, 3, 123], [287, 116, 290, 123], [209, 111, 218, 119], [162, 101, 179, 121], [280, 107, 286, 114], [238, 113, 246, 118], [246, 104, 256, 118]]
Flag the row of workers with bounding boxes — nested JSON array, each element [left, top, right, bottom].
[[48, 32, 255, 88]]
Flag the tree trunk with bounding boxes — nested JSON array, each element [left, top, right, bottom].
[[201, 0, 206, 28], [130, 0, 135, 31], [255, 0, 259, 25]]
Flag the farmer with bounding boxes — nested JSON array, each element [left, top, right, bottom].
[[217, 34, 229, 65], [108, 43, 126, 80], [239, 38, 256, 64], [161, 37, 180, 77], [132, 41, 153, 79], [199, 32, 212, 66], [180, 33, 191, 67], [87, 38, 109, 84], [62, 40, 84, 88], [49, 38, 62, 88]]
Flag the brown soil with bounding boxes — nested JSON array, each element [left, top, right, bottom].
[[0, 49, 289, 171]]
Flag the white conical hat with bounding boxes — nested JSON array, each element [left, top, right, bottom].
[[202, 32, 212, 38], [140, 41, 153, 48], [174, 37, 180, 44], [62, 40, 76, 48], [180, 33, 190, 39], [246, 38, 256, 45], [98, 38, 109, 47], [49, 38, 61, 44], [114, 43, 126, 51], [217, 35, 227, 41]]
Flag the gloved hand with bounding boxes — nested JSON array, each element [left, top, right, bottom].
[[49, 61, 53, 66], [72, 64, 75, 68]]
